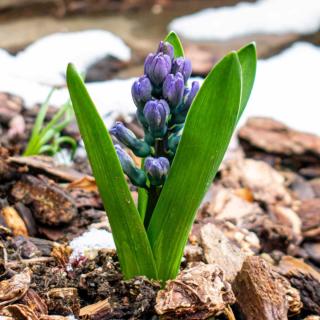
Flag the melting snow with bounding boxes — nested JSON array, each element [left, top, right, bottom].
[[69, 228, 115, 260], [0, 29, 131, 88], [169, 0, 320, 41]]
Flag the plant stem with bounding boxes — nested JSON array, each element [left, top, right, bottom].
[[144, 185, 160, 229], [144, 135, 167, 228]]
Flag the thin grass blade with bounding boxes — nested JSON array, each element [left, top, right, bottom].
[[147, 53, 242, 280], [66, 64, 157, 279]]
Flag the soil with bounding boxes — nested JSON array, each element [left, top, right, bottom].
[[0, 93, 319, 319]]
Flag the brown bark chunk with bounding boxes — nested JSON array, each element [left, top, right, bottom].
[[11, 175, 77, 226], [277, 256, 320, 315], [200, 223, 246, 282], [156, 263, 235, 319], [0, 269, 31, 306], [233, 256, 288, 320]]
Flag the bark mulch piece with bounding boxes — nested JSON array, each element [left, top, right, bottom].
[[238, 117, 320, 175], [1, 100, 320, 319]]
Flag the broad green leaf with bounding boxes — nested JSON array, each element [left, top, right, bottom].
[[147, 53, 242, 281], [164, 31, 184, 58], [66, 64, 157, 279], [237, 42, 257, 121]]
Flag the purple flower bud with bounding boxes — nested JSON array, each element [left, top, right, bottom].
[[131, 75, 152, 109], [144, 53, 172, 86], [143, 99, 170, 138], [144, 156, 170, 186], [184, 81, 200, 110], [172, 57, 192, 83], [163, 72, 184, 108], [168, 131, 182, 154], [110, 122, 150, 157], [115, 144, 147, 187], [172, 81, 200, 124], [157, 41, 174, 60]]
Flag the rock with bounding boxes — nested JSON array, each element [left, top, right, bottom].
[[238, 117, 320, 173], [277, 256, 320, 315], [155, 263, 235, 319], [11, 175, 77, 226], [233, 256, 289, 320], [221, 157, 292, 206], [200, 223, 246, 282], [86, 55, 130, 82]]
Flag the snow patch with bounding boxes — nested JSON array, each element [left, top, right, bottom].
[[240, 42, 320, 135], [69, 228, 115, 260], [169, 0, 320, 41], [0, 30, 131, 87]]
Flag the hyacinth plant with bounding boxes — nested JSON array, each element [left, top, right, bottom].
[[66, 32, 256, 281]]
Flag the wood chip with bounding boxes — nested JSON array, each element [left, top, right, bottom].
[[233, 256, 289, 320], [9, 156, 86, 182], [79, 299, 112, 319], [0, 268, 31, 306], [20, 288, 48, 317], [11, 175, 77, 226], [156, 263, 235, 319], [200, 223, 246, 282], [277, 256, 320, 315], [0, 304, 38, 320], [221, 158, 292, 206], [67, 176, 98, 192], [0, 206, 28, 236]]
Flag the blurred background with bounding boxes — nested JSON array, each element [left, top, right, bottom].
[[0, 0, 319, 133]]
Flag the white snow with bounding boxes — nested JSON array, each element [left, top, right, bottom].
[[169, 0, 320, 41], [0, 30, 319, 136], [240, 42, 320, 135], [0, 29, 131, 87], [69, 228, 115, 260], [51, 78, 136, 128]]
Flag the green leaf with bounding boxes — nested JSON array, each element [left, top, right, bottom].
[[23, 88, 55, 156], [147, 52, 242, 281], [138, 187, 148, 221], [237, 42, 257, 121], [66, 64, 157, 279], [164, 31, 184, 58]]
